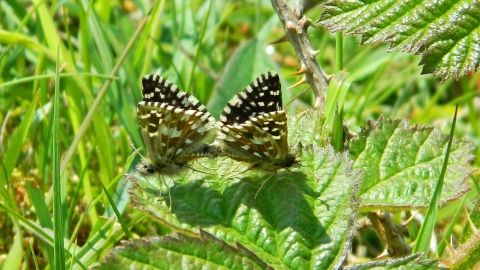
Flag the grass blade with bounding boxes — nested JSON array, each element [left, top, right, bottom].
[[412, 105, 459, 256], [53, 47, 66, 269]]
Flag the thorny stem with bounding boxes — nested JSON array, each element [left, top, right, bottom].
[[270, 0, 329, 109], [367, 211, 412, 258]]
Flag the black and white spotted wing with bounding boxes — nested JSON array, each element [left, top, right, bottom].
[[218, 72, 283, 126], [137, 74, 216, 175], [210, 71, 297, 171]]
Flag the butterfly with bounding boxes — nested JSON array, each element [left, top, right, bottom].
[[137, 74, 216, 175], [209, 71, 297, 172]]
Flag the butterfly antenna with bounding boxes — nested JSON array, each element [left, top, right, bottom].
[[298, 162, 319, 181], [220, 162, 244, 178], [296, 106, 317, 118], [130, 143, 148, 160], [193, 160, 218, 172], [285, 86, 311, 106], [222, 163, 254, 179], [130, 143, 138, 151], [185, 163, 215, 175]]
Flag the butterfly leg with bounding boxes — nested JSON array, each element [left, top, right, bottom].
[[221, 162, 245, 178], [254, 172, 277, 199], [191, 160, 218, 172], [156, 174, 173, 212], [185, 162, 217, 175]]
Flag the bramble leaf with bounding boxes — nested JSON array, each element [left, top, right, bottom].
[[117, 112, 360, 269], [349, 116, 473, 211], [318, 0, 480, 80], [344, 253, 439, 269], [95, 229, 272, 270]]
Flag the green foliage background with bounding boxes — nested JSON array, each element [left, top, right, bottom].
[[0, 0, 479, 269]]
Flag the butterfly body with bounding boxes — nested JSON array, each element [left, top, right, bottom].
[[137, 74, 216, 175]]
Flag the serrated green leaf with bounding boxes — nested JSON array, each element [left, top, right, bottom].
[[318, 0, 480, 80], [95, 229, 273, 270], [461, 196, 480, 243], [450, 197, 480, 268], [349, 116, 473, 210], [450, 231, 480, 270], [122, 113, 360, 269], [345, 253, 441, 270]]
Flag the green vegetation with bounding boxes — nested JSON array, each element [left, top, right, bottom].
[[0, 0, 479, 269]]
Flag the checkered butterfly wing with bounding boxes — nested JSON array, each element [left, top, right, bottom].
[[218, 71, 282, 125], [137, 74, 216, 175], [213, 71, 295, 171]]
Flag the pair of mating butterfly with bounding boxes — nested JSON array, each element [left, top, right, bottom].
[[137, 71, 297, 177]]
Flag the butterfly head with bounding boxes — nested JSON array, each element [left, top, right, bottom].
[[284, 153, 299, 168], [136, 158, 188, 176]]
